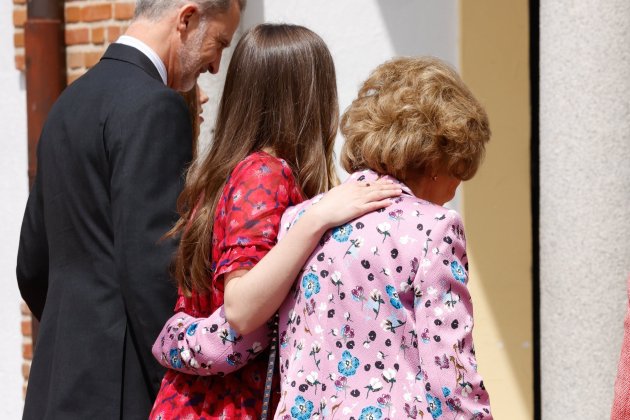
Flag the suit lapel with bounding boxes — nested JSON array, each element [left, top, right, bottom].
[[101, 43, 164, 84]]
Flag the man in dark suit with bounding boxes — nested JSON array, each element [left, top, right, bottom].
[[16, 0, 243, 418]]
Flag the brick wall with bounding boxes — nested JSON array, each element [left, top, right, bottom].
[[13, 0, 26, 71], [13, 0, 136, 397], [13, 1, 135, 83], [20, 303, 32, 398], [65, 1, 135, 84]]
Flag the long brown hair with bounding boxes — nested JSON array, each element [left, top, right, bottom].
[[180, 84, 201, 155], [170, 24, 339, 295]]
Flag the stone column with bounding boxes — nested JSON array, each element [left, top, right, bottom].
[[540, 1, 630, 417]]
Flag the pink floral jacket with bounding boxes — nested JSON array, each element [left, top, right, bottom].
[[152, 170, 493, 420]]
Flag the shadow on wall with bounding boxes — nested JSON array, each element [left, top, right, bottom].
[[241, 0, 264, 31], [197, 2, 265, 151], [375, 0, 458, 66]]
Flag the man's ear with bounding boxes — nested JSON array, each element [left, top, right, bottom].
[[176, 3, 200, 34]]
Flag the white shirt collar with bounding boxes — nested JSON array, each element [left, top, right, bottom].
[[116, 35, 168, 85]]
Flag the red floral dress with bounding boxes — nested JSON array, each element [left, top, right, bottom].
[[150, 152, 303, 419]]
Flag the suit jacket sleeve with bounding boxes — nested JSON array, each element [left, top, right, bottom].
[[16, 161, 49, 321], [108, 88, 192, 388]]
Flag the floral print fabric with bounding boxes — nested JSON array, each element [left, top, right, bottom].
[[152, 168, 492, 420], [274, 170, 492, 420], [150, 152, 303, 419]]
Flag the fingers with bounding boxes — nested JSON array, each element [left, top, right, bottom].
[[340, 181, 401, 216], [356, 178, 396, 188], [364, 187, 401, 201], [372, 178, 397, 186], [336, 181, 401, 206], [356, 181, 402, 199], [308, 178, 402, 231], [361, 198, 397, 213]]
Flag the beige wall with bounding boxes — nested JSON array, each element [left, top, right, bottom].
[[459, 1, 533, 418]]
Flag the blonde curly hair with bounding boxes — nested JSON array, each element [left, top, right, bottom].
[[340, 56, 490, 182]]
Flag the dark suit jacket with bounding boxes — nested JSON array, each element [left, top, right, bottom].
[[17, 43, 192, 420]]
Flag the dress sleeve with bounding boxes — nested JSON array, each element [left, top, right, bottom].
[[152, 156, 297, 376], [413, 210, 492, 419], [152, 309, 273, 376], [214, 156, 296, 281]]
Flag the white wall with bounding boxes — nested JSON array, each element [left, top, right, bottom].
[[3, 2, 461, 417], [0, 0, 28, 417], [540, 1, 630, 417], [198, 0, 459, 181], [196, 25, 242, 154]]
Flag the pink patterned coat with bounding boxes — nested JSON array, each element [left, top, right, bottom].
[[273, 170, 491, 420], [152, 170, 492, 420]]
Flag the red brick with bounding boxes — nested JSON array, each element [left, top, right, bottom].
[[23, 342, 33, 360], [15, 54, 25, 71], [91, 27, 105, 44], [65, 27, 90, 45], [65, 6, 81, 23], [81, 4, 112, 22], [22, 362, 31, 380], [21, 320, 32, 336], [67, 51, 85, 69], [85, 50, 104, 68], [14, 31, 24, 48], [114, 3, 135, 20], [107, 25, 123, 42], [13, 8, 26, 27]]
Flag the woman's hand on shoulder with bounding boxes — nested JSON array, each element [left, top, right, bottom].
[[304, 178, 402, 231]]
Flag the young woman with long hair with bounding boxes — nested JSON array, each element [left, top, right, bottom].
[[150, 24, 400, 419], [154, 56, 494, 419]]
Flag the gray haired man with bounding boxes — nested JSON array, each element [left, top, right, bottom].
[[17, 1, 244, 419]]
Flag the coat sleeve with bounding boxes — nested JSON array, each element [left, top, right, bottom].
[[152, 307, 272, 375], [413, 210, 492, 419], [108, 88, 192, 389], [16, 162, 49, 321]]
